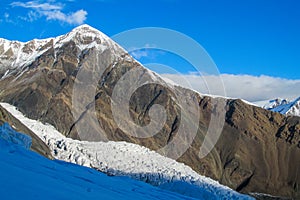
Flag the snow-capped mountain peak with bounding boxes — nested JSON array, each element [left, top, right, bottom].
[[0, 24, 127, 78], [54, 24, 116, 50], [69, 24, 107, 37], [263, 98, 289, 110], [0, 38, 51, 74], [263, 97, 300, 117]]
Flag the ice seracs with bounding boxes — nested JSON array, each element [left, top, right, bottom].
[[0, 102, 253, 200], [0, 123, 198, 200]]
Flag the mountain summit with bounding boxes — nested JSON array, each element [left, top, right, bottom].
[[0, 25, 299, 199], [264, 97, 300, 117], [0, 24, 126, 78]]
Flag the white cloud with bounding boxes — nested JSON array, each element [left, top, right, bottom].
[[160, 73, 300, 103], [27, 10, 40, 22], [43, 9, 87, 25], [4, 13, 10, 19], [3, 12, 15, 24], [10, 1, 87, 25], [128, 44, 165, 60], [11, 2, 63, 10], [130, 50, 149, 59]]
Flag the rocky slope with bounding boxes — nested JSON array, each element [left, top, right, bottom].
[[0, 25, 299, 199]]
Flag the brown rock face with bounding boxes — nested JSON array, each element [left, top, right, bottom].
[[219, 100, 299, 196], [0, 26, 299, 199]]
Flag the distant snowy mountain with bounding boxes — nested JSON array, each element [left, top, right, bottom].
[[263, 97, 300, 117], [0, 123, 197, 200], [0, 102, 253, 200]]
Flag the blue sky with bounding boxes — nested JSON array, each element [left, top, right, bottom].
[[0, 0, 300, 101]]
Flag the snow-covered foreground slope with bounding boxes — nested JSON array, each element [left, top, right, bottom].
[[0, 123, 196, 200], [0, 102, 253, 200], [0, 122, 32, 149]]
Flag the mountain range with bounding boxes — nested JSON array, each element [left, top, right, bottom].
[[0, 25, 299, 199]]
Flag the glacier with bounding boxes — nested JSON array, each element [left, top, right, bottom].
[[0, 102, 253, 200], [0, 123, 198, 200]]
